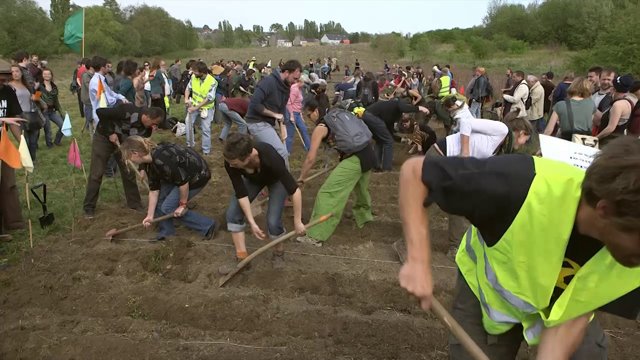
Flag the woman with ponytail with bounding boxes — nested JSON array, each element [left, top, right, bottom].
[[120, 136, 218, 240]]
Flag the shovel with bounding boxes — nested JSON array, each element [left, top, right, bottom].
[[30, 183, 55, 229]]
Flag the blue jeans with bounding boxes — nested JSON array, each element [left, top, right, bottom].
[[530, 117, 547, 133], [186, 108, 214, 154], [362, 112, 393, 170], [226, 178, 287, 240], [247, 121, 289, 168], [285, 111, 311, 153], [155, 183, 214, 240], [43, 110, 64, 146], [218, 102, 248, 140], [469, 99, 482, 118]]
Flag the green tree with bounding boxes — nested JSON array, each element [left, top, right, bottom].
[[252, 25, 263, 35], [285, 21, 296, 42], [103, 0, 122, 20], [50, 0, 72, 26], [84, 6, 126, 55], [370, 33, 407, 58], [269, 23, 283, 33], [0, 0, 59, 57]]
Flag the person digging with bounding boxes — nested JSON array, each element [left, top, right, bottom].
[[219, 133, 305, 275], [120, 136, 219, 241], [398, 136, 640, 359], [296, 99, 376, 247]]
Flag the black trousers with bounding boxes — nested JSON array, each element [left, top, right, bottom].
[[83, 134, 142, 213], [449, 272, 608, 359]]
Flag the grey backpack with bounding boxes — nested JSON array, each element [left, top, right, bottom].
[[324, 108, 372, 154]]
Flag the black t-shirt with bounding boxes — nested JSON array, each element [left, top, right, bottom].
[[95, 103, 152, 141], [225, 142, 299, 199], [0, 85, 23, 118], [146, 143, 210, 191], [317, 120, 377, 173], [421, 154, 639, 319]]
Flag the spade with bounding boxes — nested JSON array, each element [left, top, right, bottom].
[[30, 183, 55, 229]]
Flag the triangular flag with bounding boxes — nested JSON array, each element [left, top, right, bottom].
[[61, 112, 73, 137], [18, 134, 33, 173], [0, 124, 22, 169], [97, 79, 107, 108], [67, 139, 82, 169]]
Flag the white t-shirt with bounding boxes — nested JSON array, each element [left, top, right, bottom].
[[143, 70, 151, 91], [445, 116, 509, 158]]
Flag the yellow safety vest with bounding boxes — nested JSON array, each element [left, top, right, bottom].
[[190, 74, 217, 110], [438, 75, 451, 98], [456, 157, 640, 345]]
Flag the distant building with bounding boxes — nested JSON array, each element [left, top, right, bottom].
[[268, 35, 292, 47], [294, 35, 320, 47], [320, 34, 348, 45]]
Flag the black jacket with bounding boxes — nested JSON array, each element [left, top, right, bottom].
[[95, 103, 152, 141]]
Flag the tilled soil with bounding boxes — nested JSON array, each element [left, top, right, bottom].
[[1, 140, 638, 360]]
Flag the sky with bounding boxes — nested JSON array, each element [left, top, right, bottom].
[[34, 0, 534, 35]]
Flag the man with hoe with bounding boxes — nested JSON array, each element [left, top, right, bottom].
[[398, 137, 640, 358]]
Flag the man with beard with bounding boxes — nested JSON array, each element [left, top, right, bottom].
[[244, 59, 301, 165], [593, 69, 615, 125]]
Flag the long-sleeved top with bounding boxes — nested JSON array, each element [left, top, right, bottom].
[[366, 99, 420, 130], [526, 81, 545, 121], [81, 70, 93, 105], [245, 71, 290, 126], [169, 63, 181, 80], [90, 72, 126, 122], [38, 82, 62, 112], [469, 75, 489, 102], [225, 142, 298, 199], [287, 83, 303, 114], [147, 143, 211, 191], [540, 79, 555, 114], [223, 97, 249, 117], [95, 103, 153, 141], [116, 77, 136, 103], [503, 80, 529, 118], [19, 65, 36, 93]]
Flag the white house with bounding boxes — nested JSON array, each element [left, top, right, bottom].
[[320, 34, 347, 45]]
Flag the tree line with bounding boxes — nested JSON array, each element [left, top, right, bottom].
[[0, 0, 199, 58], [401, 0, 640, 74]]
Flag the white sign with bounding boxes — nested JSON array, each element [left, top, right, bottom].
[[539, 135, 600, 171]]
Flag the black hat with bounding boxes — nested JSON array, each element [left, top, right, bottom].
[[613, 74, 634, 93]]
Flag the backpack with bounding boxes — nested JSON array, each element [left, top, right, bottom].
[[360, 82, 375, 107], [324, 108, 372, 154], [522, 83, 532, 110], [627, 100, 640, 136]]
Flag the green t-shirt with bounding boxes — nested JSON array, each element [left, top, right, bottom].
[[552, 98, 596, 133]]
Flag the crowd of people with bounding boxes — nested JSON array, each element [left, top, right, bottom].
[[1, 49, 640, 360]]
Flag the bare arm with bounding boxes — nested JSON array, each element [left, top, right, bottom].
[[460, 134, 471, 157], [398, 157, 433, 310], [544, 111, 559, 136], [597, 102, 628, 139], [298, 125, 328, 181], [536, 313, 592, 360]]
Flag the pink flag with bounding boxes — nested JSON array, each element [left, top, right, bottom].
[[67, 139, 82, 169]]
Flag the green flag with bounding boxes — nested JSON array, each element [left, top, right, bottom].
[[63, 9, 83, 53]]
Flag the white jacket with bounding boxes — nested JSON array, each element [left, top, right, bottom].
[[526, 81, 544, 121], [503, 80, 529, 118]]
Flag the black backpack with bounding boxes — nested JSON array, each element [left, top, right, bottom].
[[523, 83, 532, 110]]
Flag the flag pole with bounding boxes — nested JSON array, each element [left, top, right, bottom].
[[81, 8, 85, 58]]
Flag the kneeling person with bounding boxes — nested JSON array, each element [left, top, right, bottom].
[[296, 99, 376, 246], [222, 133, 305, 272], [121, 136, 218, 241]]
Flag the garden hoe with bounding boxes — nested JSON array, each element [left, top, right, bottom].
[[105, 213, 174, 241]]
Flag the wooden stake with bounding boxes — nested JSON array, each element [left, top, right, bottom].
[[24, 172, 33, 248], [218, 213, 333, 287]]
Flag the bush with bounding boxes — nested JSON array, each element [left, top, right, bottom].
[[370, 33, 407, 58], [467, 36, 495, 59], [203, 41, 214, 50]]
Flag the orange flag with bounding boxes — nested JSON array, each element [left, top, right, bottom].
[[67, 138, 82, 169], [97, 79, 107, 108], [0, 124, 22, 169]]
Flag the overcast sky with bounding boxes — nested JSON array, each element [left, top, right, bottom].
[[34, 0, 533, 34]]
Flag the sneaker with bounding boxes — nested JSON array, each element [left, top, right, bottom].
[[204, 222, 220, 241], [296, 235, 323, 247]]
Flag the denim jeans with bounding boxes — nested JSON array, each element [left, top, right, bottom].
[[218, 102, 248, 141], [21, 113, 40, 162], [530, 117, 546, 133], [43, 110, 64, 146], [83, 103, 95, 134], [285, 111, 311, 153], [186, 108, 214, 154], [226, 178, 287, 240], [247, 121, 289, 168], [469, 99, 482, 118], [362, 112, 394, 170], [155, 183, 214, 239]]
